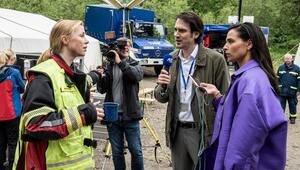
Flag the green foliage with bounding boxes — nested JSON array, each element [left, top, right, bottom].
[[188, 0, 233, 21], [271, 0, 300, 49], [142, 0, 190, 44], [236, 0, 299, 51], [1, 0, 299, 54], [0, 0, 103, 20], [270, 44, 287, 69]]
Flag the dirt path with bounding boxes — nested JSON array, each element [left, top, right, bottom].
[[286, 103, 300, 170]]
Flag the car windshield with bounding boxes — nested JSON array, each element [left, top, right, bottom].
[[133, 22, 165, 38]]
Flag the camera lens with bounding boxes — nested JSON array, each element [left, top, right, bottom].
[[106, 51, 116, 61]]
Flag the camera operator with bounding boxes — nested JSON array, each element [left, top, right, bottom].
[[97, 37, 144, 170]]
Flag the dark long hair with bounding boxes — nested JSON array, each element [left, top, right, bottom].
[[229, 22, 279, 95]]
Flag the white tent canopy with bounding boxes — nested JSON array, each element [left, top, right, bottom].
[[0, 8, 101, 72]]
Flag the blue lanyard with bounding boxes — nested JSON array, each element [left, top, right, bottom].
[[179, 58, 196, 91]]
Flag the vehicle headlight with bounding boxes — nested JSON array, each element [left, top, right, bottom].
[[132, 48, 142, 54]]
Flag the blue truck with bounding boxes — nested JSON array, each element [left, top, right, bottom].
[[85, 4, 174, 75]]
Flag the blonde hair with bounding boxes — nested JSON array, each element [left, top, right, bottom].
[[37, 48, 51, 64], [50, 20, 83, 52], [284, 53, 293, 59], [3, 49, 16, 65], [0, 51, 8, 67]]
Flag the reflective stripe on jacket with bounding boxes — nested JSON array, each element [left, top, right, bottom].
[[277, 63, 300, 96], [14, 59, 94, 170]]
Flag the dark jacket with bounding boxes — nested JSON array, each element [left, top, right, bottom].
[[154, 44, 230, 147], [277, 63, 300, 96], [97, 57, 143, 121]]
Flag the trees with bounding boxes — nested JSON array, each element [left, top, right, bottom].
[[1, 0, 101, 20], [272, 0, 300, 49], [142, 0, 190, 43], [1, 0, 299, 57]]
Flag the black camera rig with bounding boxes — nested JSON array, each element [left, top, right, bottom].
[[101, 39, 128, 62]]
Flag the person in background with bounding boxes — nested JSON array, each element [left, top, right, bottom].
[[13, 20, 104, 170], [277, 53, 300, 124], [200, 22, 287, 170], [154, 12, 230, 170], [97, 37, 144, 170], [0, 50, 25, 170], [3, 49, 17, 66], [36, 48, 51, 64]]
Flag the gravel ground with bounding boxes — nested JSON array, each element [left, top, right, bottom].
[[93, 101, 171, 170], [93, 67, 300, 170], [285, 108, 300, 170]]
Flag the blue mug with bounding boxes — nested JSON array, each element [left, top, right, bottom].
[[103, 102, 119, 122]]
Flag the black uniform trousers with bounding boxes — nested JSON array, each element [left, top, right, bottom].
[[0, 118, 20, 170], [280, 95, 298, 119]]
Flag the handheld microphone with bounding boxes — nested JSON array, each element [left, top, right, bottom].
[[163, 54, 172, 72], [161, 54, 172, 90]]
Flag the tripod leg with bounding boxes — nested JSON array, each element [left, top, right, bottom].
[[142, 118, 160, 144], [101, 140, 112, 170], [141, 99, 172, 166], [142, 118, 172, 165], [101, 158, 108, 170]]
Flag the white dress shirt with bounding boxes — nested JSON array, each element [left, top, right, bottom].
[[178, 44, 198, 122]]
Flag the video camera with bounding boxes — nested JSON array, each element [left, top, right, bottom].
[[102, 39, 128, 62]]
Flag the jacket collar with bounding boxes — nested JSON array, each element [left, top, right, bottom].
[[173, 43, 207, 67], [232, 59, 259, 79], [0, 66, 12, 82], [178, 44, 198, 61], [284, 63, 294, 69], [51, 51, 74, 78], [195, 43, 207, 66]]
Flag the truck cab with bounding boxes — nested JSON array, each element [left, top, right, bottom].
[[130, 21, 174, 74], [84, 4, 174, 75]]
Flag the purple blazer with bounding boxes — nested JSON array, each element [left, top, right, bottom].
[[207, 60, 288, 170]]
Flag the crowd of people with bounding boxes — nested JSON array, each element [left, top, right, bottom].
[[0, 10, 297, 170]]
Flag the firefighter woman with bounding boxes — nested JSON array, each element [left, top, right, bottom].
[[13, 20, 104, 170]]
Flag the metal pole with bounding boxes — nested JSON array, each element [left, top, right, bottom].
[[238, 0, 242, 23], [123, 8, 126, 37], [110, 10, 114, 31], [122, 0, 127, 37]]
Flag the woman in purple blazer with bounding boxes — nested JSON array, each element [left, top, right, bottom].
[[200, 22, 288, 170]]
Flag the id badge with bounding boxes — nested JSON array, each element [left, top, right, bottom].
[[180, 103, 189, 112]]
